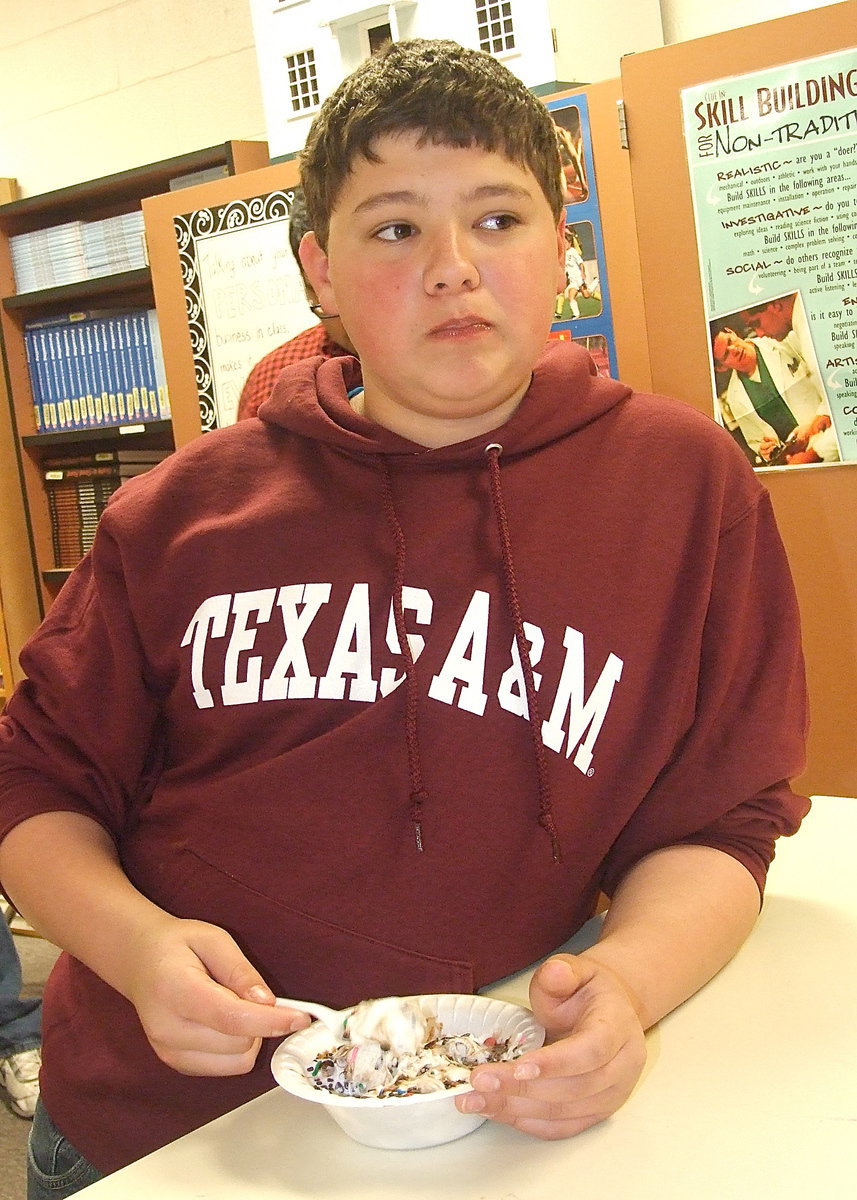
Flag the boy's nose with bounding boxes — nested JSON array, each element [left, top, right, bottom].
[[424, 231, 480, 294]]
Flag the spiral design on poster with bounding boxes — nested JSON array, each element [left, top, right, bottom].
[[172, 191, 296, 431]]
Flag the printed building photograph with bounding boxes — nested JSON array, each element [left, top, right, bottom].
[[249, 0, 664, 159]]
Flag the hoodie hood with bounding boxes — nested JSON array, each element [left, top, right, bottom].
[[258, 339, 631, 462]]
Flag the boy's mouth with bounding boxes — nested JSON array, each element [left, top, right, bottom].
[[428, 316, 493, 338]]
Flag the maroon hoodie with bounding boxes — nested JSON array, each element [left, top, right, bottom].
[[0, 342, 808, 1171]]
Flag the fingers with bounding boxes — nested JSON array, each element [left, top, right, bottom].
[[132, 919, 311, 1075], [168, 921, 312, 1035], [188, 924, 277, 1008], [458, 952, 647, 1139], [141, 978, 310, 1075], [456, 1034, 646, 1138], [457, 1074, 629, 1140], [527, 953, 602, 1038], [147, 1030, 265, 1078]]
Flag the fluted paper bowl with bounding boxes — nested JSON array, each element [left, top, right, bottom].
[[270, 993, 545, 1149]]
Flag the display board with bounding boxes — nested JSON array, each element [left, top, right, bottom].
[[174, 189, 307, 430], [541, 81, 652, 393], [142, 159, 301, 446], [682, 44, 857, 472], [546, 91, 618, 378], [621, 0, 857, 796]]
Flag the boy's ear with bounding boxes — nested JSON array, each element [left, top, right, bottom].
[[555, 209, 568, 294], [298, 232, 338, 313]]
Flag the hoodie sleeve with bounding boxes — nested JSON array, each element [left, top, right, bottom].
[[0, 519, 164, 855], [600, 488, 810, 900]]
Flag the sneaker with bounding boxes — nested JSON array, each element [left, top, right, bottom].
[[0, 1046, 41, 1119]]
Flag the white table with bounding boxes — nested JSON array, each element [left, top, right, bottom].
[[78, 796, 857, 1199]]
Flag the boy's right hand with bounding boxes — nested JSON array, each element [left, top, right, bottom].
[[123, 914, 311, 1076]]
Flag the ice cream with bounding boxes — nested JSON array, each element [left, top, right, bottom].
[[344, 996, 429, 1056], [306, 996, 530, 1099]]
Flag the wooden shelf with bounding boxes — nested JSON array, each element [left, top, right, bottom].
[[22, 419, 173, 453], [0, 144, 269, 233], [41, 569, 72, 588], [2, 268, 153, 314]]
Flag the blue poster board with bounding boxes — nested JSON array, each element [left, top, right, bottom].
[[547, 93, 618, 379]]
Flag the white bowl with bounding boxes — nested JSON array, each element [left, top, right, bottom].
[[270, 993, 545, 1150]]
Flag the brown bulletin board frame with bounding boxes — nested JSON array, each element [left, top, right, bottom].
[[621, 0, 857, 797], [142, 160, 301, 448]]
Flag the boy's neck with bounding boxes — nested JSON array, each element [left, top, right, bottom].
[[354, 378, 532, 449]]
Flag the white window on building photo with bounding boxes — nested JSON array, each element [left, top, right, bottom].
[[366, 22, 393, 56], [285, 48, 319, 112], [475, 0, 515, 55]]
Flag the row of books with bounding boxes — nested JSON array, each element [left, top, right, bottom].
[[43, 450, 171, 569], [10, 210, 148, 294], [24, 308, 170, 433]]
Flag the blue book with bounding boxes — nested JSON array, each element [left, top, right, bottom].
[[65, 323, 86, 430], [130, 312, 153, 420], [124, 313, 145, 421], [81, 322, 98, 427], [37, 329, 58, 432], [103, 319, 121, 425], [48, 329, 70, 430], [24, 328, 46, 432], [114, 317, 132, 423], [87, 319, 108, 425]]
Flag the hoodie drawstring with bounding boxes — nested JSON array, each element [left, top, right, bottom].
[[379, 461, 428, 852], [378, 449, 561, 864], [484, 443, 562, 863]]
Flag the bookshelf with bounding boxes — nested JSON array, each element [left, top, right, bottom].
[[0, 143, 269, 667]]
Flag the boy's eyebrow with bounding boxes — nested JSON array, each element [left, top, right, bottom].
[[351, 183, 535, 216]]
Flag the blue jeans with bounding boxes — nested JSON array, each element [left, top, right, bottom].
[[28, 1101, 104, 1199], [0, 917, 41, 1056]]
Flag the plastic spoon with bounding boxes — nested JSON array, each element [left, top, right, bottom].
[[274, 997, 347, 1038]]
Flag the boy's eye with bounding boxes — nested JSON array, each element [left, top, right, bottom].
[[479, 213, 520, 231], [374, 222, 417, 242]]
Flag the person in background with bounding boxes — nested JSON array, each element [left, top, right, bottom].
[[740, 292, 826, 395], [740, 292, 807, 359], [236, 189, 356, 420], [0, 39, 807, 1198], [711, 325, 838, 465], [0, 913, 41, 1119], [555, 226, 589, 319]]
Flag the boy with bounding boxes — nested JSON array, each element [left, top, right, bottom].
[[0, 39, 807, 1194]]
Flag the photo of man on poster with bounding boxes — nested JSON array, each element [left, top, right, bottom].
[[709, 294, 841, 469]]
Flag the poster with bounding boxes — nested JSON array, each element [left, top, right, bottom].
[[546, 93, 618, 378], [682, 48, 857, 470], [174, 191, 308, 431]]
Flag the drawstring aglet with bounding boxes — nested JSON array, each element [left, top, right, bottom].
[[410, 787, 428, 853]]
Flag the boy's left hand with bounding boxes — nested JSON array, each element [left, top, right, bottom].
[[455, 954, 646, 1139]]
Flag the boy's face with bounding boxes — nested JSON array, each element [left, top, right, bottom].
[[300, 133, 566, 447]]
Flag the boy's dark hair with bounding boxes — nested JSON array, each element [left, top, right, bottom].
[[300, 39, 564, 250]]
